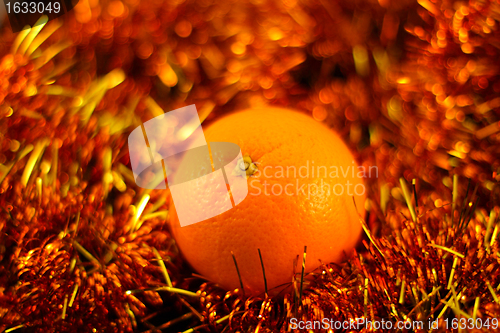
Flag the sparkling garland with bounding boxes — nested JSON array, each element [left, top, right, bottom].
[[1, 0, 500, 332]]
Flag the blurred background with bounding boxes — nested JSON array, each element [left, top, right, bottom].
[[1, 0, 500, 331]]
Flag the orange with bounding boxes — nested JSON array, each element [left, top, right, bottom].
[[168, 107, 365, 295]]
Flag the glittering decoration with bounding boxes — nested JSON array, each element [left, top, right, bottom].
[[0, 17, 183, 333], [2, 0, 500, 332]]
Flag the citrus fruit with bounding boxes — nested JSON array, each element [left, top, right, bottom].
[[168, 106, 365, 295]]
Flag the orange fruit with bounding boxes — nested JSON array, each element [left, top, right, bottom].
[[168, 107, 365, 295]]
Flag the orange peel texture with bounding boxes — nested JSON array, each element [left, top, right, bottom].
[[169, 107, 365, 295]]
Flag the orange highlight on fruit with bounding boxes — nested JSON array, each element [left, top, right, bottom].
[[169, 107, 365, 295]]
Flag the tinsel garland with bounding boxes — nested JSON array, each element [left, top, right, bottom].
[[0, 0, 500, 332]]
